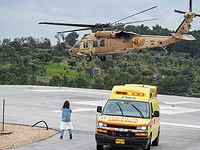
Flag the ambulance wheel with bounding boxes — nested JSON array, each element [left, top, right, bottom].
[[96, 144, 103, 150], [86, 55, 92, 62], [152, 131, 160, 146]]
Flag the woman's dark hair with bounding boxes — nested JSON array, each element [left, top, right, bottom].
[[63, 100, 70, 109]]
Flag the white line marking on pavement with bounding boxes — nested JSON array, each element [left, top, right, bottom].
[[71, 100, 107, 106], [52, 108, 96, 113], [160, 104, 200, 115], [161, 122, 200, 129], [73, 108, 96, 112], [163, 101, 193, 104], [34, 89, 110, 95]]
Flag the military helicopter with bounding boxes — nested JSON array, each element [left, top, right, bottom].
[[39, 0, 199, 62]]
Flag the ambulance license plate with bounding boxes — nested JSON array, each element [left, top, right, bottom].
[[115, 139, 125, 144]]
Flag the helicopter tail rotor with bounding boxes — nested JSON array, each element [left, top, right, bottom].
[[174, 10, 186, 14], [174, 0, 200, 16], [174, 0, 200, 34]]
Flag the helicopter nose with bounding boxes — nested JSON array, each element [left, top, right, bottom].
[[68, 49, 72, 55]]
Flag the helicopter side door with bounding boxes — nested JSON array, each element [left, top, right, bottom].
[[107, 38, 116, 52], [94, 39, 107, 54], [80, 40, 95, 55]]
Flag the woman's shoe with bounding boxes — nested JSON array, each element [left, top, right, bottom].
[[60, 136, 63, 139]]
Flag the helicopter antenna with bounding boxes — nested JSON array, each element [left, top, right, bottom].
[[111, 6, 157, 25]]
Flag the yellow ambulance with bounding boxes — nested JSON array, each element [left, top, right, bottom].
[[95, 84, 160, 150]]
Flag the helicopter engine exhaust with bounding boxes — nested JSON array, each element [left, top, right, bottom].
[[95, 31, 114, 38]]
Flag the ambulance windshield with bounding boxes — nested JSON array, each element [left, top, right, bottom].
[[103, 99, 150, 118]]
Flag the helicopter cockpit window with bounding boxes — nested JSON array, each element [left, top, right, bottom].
[[100, 40, 105, 47], [93, 40, 98, 47], [74, 42, 79, 48]]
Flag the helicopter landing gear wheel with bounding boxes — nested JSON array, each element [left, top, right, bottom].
[[86, 54, 92, 62], [100, 55, 106, 61]]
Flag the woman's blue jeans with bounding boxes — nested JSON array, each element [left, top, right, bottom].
[[61, 129, 72, 136]]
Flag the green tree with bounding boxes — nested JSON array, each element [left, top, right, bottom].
[[85, 64, 94, 78], [98, 59, 114, 71], [61, 75, 68, 86], [91, 78, 104, 89], [129, 74, 144, 84], [119, 61, 128, 72], [114, 72, 131, 85], [2, 38, 11, 45], [9, 41, 22, 51], [65, 31, 79, 47], [43, 52, 53, 64], [142, 69, 153, 76], [157, 76, 189, 95], [30, 75, 36, 85], [0, 53, 9, 66], [40, 64, 47, 76], [68, 60, 77, 69], [29, 63, 39, 75], [76, 65, 83, 76], [67, 79, 75, 87], [180, 68, 195, 81], [23, 57, 29, 68], [127, 66, 138, 75], [19, 74, 28, 85], [74, 77, 89, 88], [49, 76, 61, 86], [103, 75, 115, 90], [53, 56, 63, 66], [0, 72, 18, 85], [171, 68, 180, 76], [107, 67, 118, 76]]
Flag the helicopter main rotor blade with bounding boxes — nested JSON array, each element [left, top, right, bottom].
[[111, 18, 158, 27], [174, 10, 186, 14], [189, 0, 192, 11], [57, 27, 92, 33], [195, 14, 200, 17], [111, 6, 157, 25], [39, 22, 96, 28]]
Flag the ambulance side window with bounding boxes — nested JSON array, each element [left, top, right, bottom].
[[150, 102, 154, 117]]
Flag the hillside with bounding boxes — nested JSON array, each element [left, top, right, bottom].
[[1, 24, 200, 98]]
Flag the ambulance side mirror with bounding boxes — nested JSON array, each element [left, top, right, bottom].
[[97, 106, 102, 113], [153, 111, 159, 117]]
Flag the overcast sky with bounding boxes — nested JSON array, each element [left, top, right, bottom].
[[0, 0, 200, 45]]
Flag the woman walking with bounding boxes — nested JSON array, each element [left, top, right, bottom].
[[60, 100, 73, 139]]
